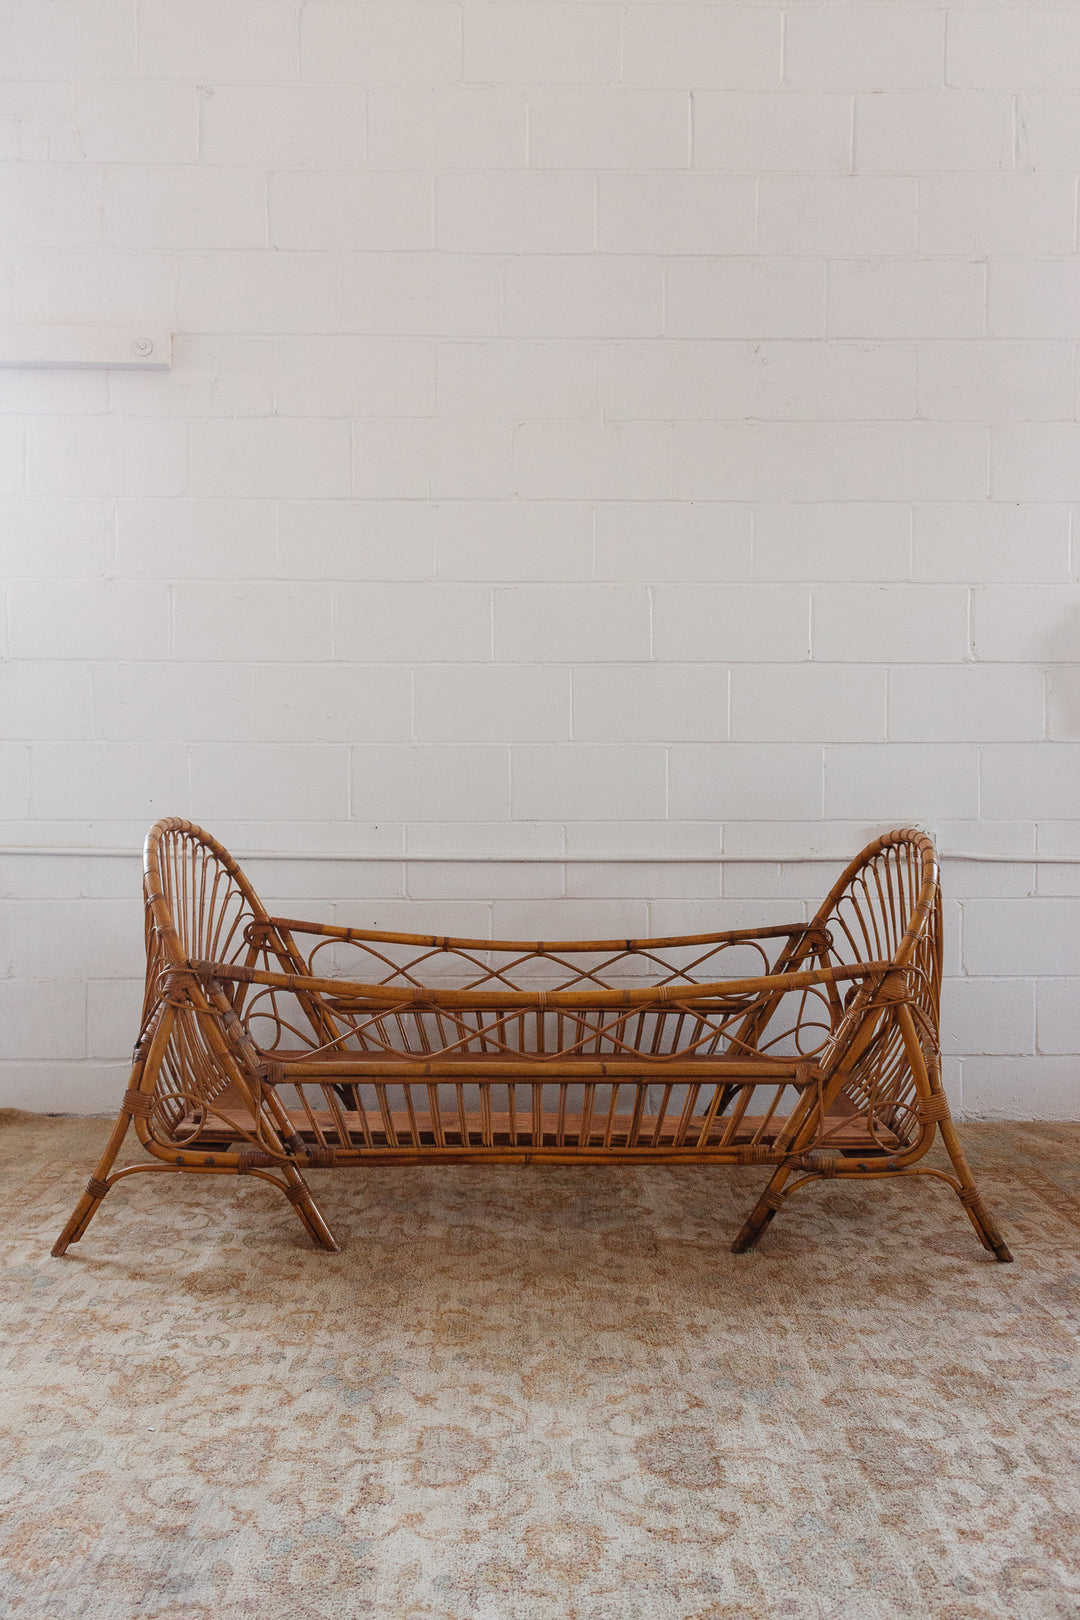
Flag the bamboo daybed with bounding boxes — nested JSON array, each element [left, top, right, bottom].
[[54, 818, 1012, 1262]]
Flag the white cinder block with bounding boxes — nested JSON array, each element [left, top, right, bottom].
[[14, 249, 178, 325], [504, 257, 663, 338], [623, 7, 780, 89], [0, 2, 135, 79], [786, 9, 945, 91], [597, 176, 756, 255], [759, 178, 916, 257], [0, 496, 113, 577], [666, 259, 825, 340], [888, 666, 1045, 743], [0, 163, 101, 248], [988, 260, 1080, 339], [353, 419, 514, 499], [831, 423, 988, 501], [301, 0, 461, 84], [437, 172, 594, 254], [343, 253, 502, 336], [654, 583, 809, 662], [693, 91, 851, 174], [824, 743, 979, 821], [7, 898, 142, 980], [0, 979, 86, 1060], [31, 742, 189, 820], [573, 664, 729, 742], [352, 745, 509, 822], [1036, 979, 1080, 1055], [180, 251, 342, 335], [514, 421, 670, 500], [0, 83, 76, 163], [415, 665, 571, 742], [599, 340, 755, 422], [271, 172, 433, 252], [917, 341, 1072, 423], [1048, 670, 1080, 741], [913, 504, 1068, 583], [173, 583, 333, 662], [109, 335, 274, 419], [940, 978, 1035, 1058], [962, 1056, 1080, 1119], [95, 663, 252, 742], [406, 860, 563, 903], [9, 580, 170, 661], [74, 82, 196, 163], [594, 503, 752, 583], [947, 11, 1080, 91], [192, 743, 349, 822], [813, 585, 968, 662], [755, 342, 914, 421], [279, 502, 435, 582], [465, 4, 620, 85], [437, 341, 595, 420], [495, 585, 650, 662], [138, 0, 299, 80], [669, 744, 823, 821], [531, 90, 688, 169], [1017, 93, 1080, 175], [201, 84, 366, 168], [856, 92, 1012, 174], [87, 980, 142, 1060], [918, 178, 1076, 257], [253, 664, 411, 742], [0, 421, 24, 495], [731, 665, 886, 742], [369, 88, 526, 169], [753, 504, 911, 582], [0, 744, 30, 817], [981, 746, 1080, 820], [493, 896, 649, 942], [963, 900, 1080, 977], [672, 422, 833, 501], [103, 167, 266, 250], [973, 585, 1080, 663], [273, 337, 436, 418], [435, 502, 593, 581], [511, 745, 666, 821], [992, 425, 1080, 503], [28, 416, 186, 498], [335, 584, 492, 662], [828, 259, 985, 340], [191, 418, 351, 499], [0, 662, 94, 741]]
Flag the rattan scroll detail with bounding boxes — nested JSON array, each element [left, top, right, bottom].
[[52, 819, 1012, 1263]]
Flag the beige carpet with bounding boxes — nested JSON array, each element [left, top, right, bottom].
[[1, 1111, 1079, 1620]]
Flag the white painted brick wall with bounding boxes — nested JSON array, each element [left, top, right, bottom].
[[1, 0, 1078, 1121]]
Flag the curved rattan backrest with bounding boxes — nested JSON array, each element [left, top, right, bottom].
[[143, 818, 272, 1006], [811, 827, 940, 990], [807, 828, 941, 1104]]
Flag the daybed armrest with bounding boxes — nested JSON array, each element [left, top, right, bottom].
[[264, 915, 829, 953], [192, 956, 892, 1013]]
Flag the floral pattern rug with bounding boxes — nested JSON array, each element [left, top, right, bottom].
[[2, 1110, 1079, 1619]]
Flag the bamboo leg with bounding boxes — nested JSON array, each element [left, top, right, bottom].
[[278, 1160, 340, 1252], [894, 1004, 1013, 1264], [935, 1112, 1013, 1263], [51, 1095, 136, 1257], [730, 1164, 792, 1254]]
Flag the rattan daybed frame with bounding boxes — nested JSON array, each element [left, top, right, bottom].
[[54, 818, 1012, 1262]]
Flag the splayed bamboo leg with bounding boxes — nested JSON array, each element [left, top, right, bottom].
[[730, 1164, 793, 1254], [52, 1085, 138, 1257], [893, 1002, 1013, 1264], [276, 1160, 340, 1252]]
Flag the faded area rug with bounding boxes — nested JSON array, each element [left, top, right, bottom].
[[2, 1112, 1079, 1620]]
